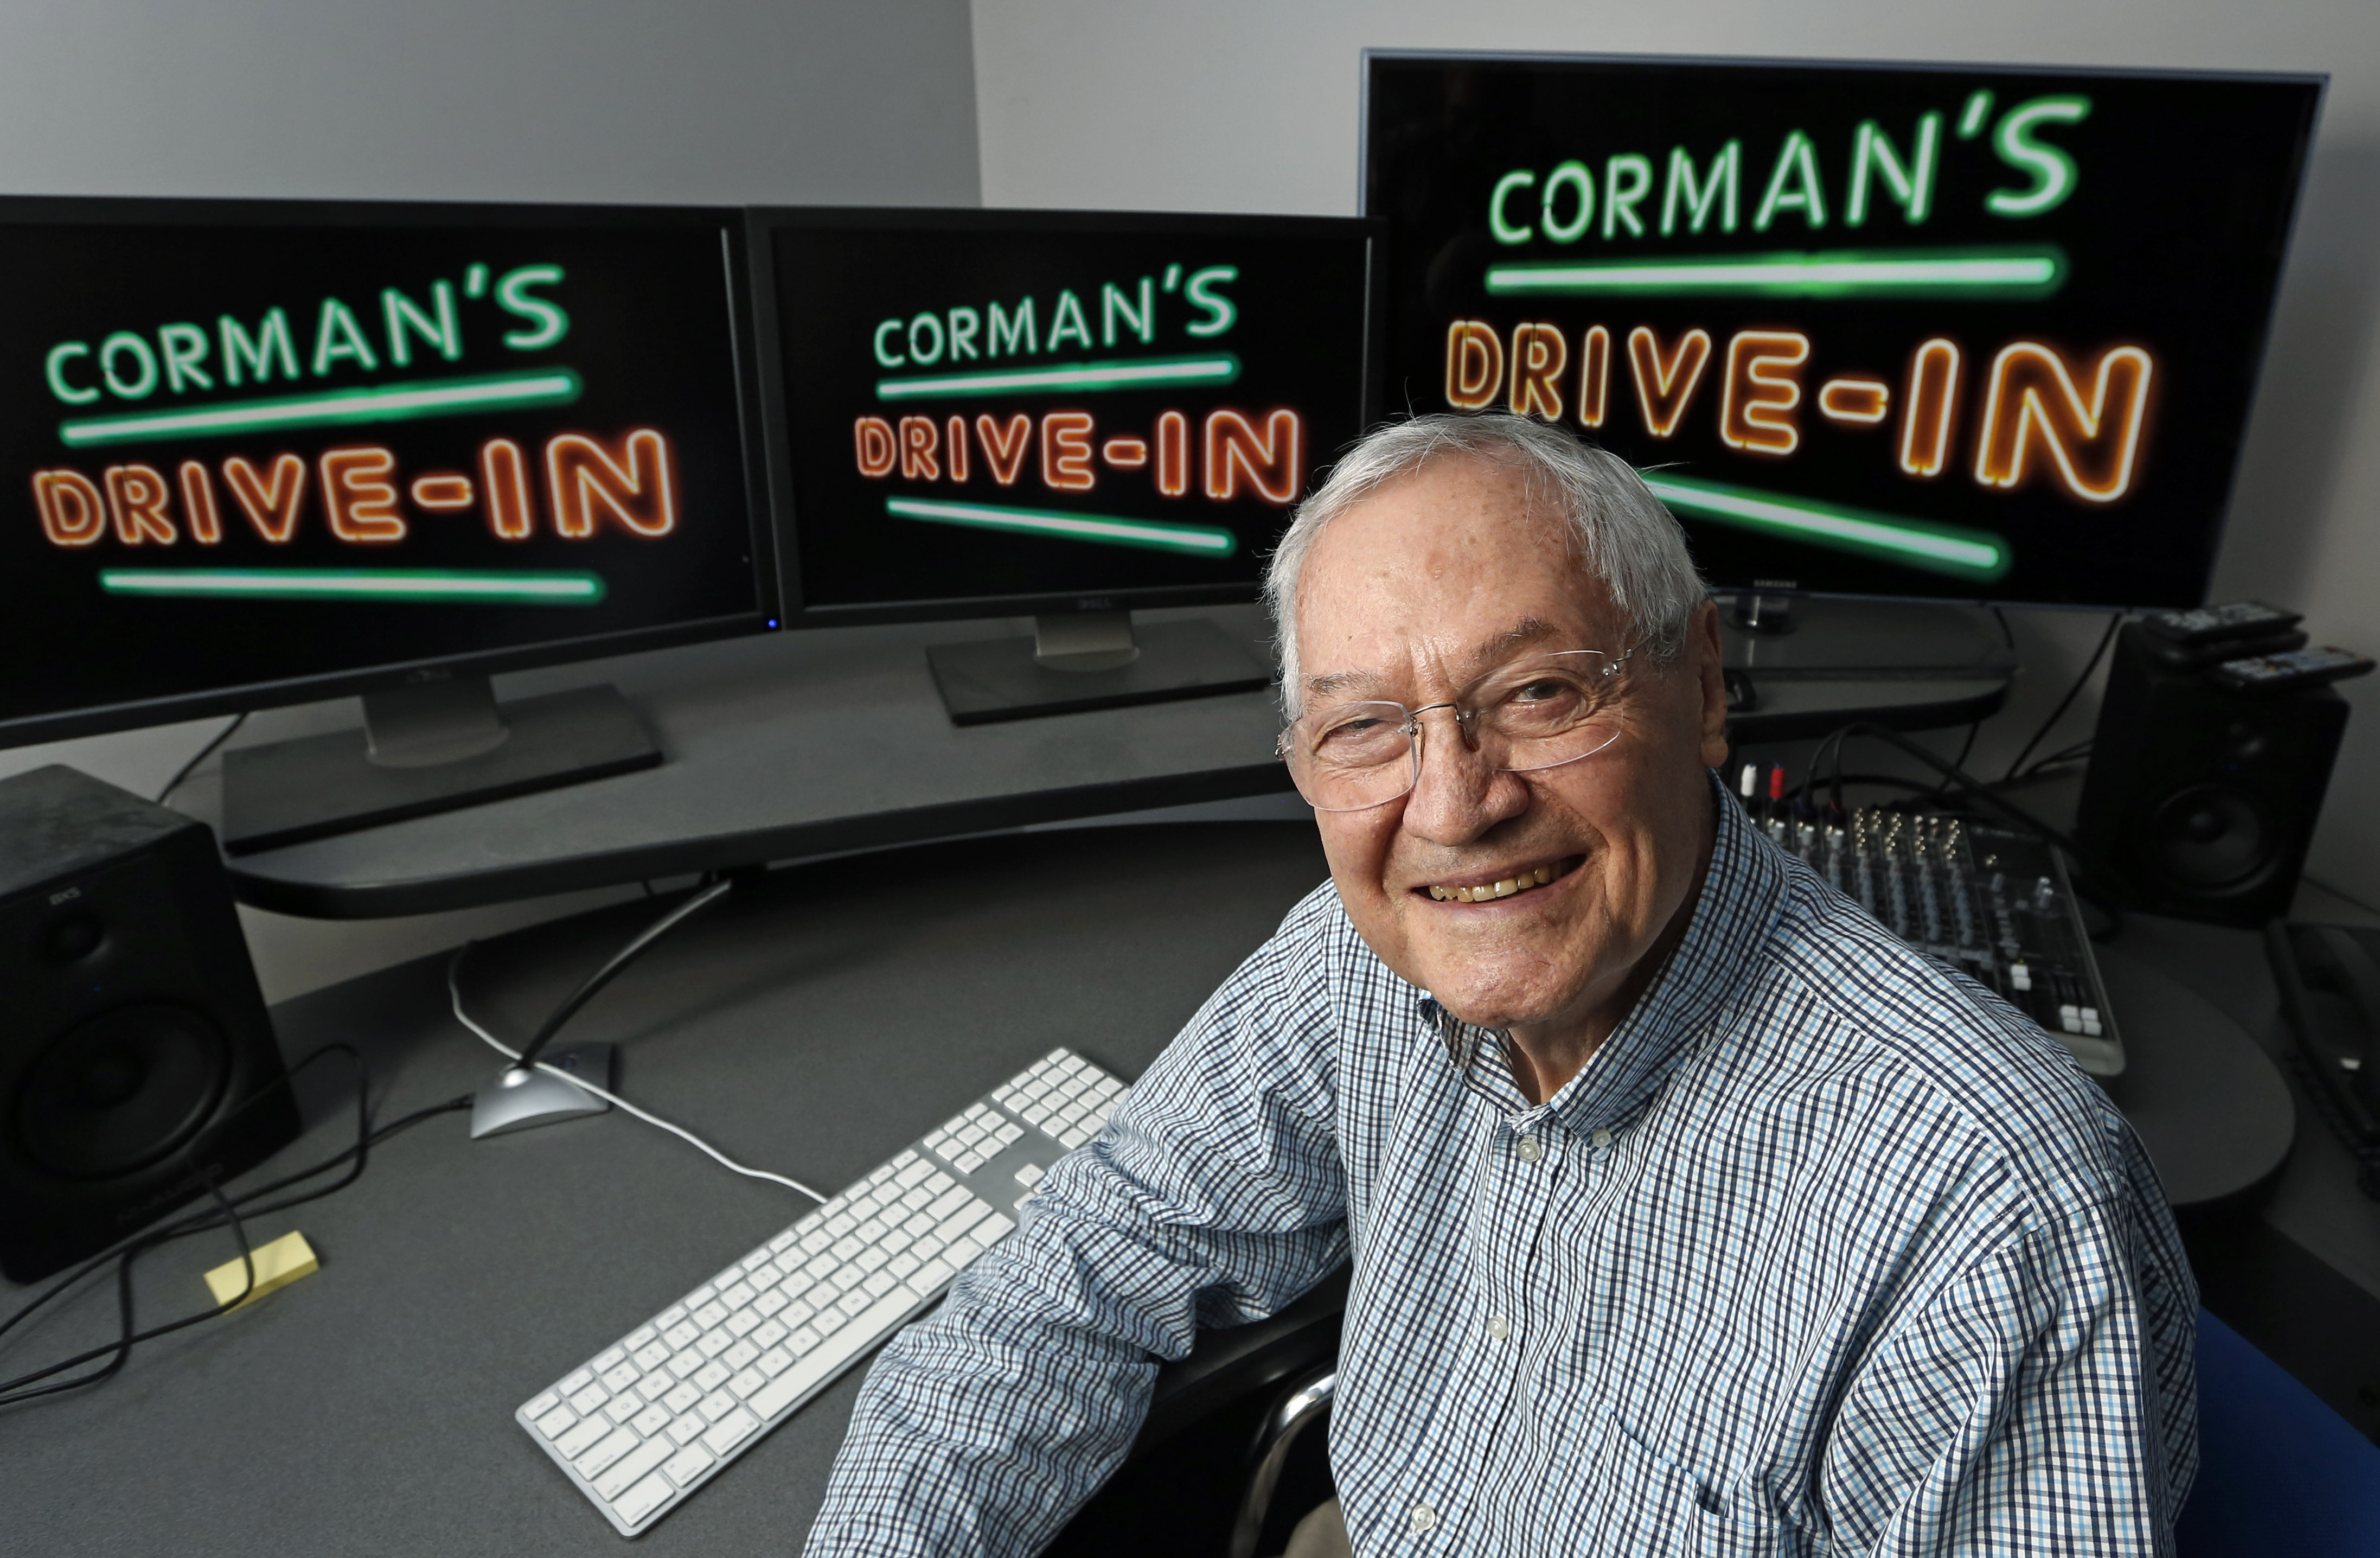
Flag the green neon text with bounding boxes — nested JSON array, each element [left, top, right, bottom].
[[875, 354, 1239, 402], [58, 368, 583, 447], [885, 495, 1237, 557], [98, 569, 608, 604], [1484, 247, 2065, 299], [1641, 475, 2009, 580]]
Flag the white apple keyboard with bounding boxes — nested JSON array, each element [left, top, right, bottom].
[[514, 1046, 1130, 1536]]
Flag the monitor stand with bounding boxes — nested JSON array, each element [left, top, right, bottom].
[[1717, 593, 2017, 680], [924, 610, 1272, 726], [219, 675, 661, 855]]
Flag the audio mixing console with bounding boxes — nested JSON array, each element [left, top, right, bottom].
[[1757, 803, 2125, 1078]]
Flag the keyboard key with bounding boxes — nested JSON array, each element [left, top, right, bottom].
[[758, 1346, 792, 1376], [915, 1257, 957, 1291], [556, 1415, 611, 1458], [663, 1321, 700, 1350], [601, 1363, 639, 1393], [692, 1301, 728, 1329], [594, 1346, 626, 1371], [534, 1404, 575, 1439], [568, 1383, 608, 1415], [730, 1368, 767, 1400], [750, 1287, 924, 1422], [655, 1306, 687, 1330], [726, 1311, 762, 1338], [719, 1281, 755, 1310], [724, 1339, 760, 1371], [626, 1325, 657, 1350], [663, 1382, 702, 1413], [698, 1390, 736, 1423], [632, 1403, 672, 1436], [755, 1289, 788, 1318], [752, 1319, 788, 1350], [605, 1397, 643, 1426], [633, 1342, 670, 1370], [698, 1332, 733, 1359], [687, 1286, 715, 1309], [701, 1407, 762, 1457], [576, 1426, 641, 1478], [596, 1437, 673, 1502], [638, 1375, 674, 1404], [668, 1355, 704, 1381], [667, 1415, 707, 1446], [662, 1442, 714, 1488], [525, 1391, 559, 1420], [788, 1325, 822, 1352], [614, 1471, 675, 1526], [694, 1361, 732, 1392], [862, 1270, 898, 1298]]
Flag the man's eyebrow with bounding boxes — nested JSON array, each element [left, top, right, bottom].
[[1302, 668, 1385, 701], [1302, 618, 1584, 703]]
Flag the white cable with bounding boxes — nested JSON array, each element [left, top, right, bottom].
[[446, 950, 827, 1204]]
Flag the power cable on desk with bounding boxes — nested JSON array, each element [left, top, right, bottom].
[[155, 712, 246, 806], [2003, 611, 2123, 782], [446, 947, 827, 1205], [0, 1046, 471, 1410]]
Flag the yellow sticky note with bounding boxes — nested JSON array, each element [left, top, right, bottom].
[[203, 1230, 318, 1311]]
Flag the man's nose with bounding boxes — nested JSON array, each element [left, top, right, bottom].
[[1400, 708, 1527, 843]]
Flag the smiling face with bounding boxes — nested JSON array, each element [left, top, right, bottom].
[[1293, 454, 1730, 1060]]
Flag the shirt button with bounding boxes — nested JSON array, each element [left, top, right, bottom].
[[1486, 1314, 1510, 1340], [1590, 1128, 1612, 1150], [1515, 1135, 1543, 1163], [1410, 1503, 1439, 1534]]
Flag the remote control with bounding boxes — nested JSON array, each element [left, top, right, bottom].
[[2141, 601, 2303, 647], [2213, 645, 2376, 693], [2146, 626, 2308, 669]]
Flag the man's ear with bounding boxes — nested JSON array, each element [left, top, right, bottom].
[[1689, 599, 1730, 770]]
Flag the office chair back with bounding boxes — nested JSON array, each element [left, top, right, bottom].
[[2178, 1309, 2380, 1557]]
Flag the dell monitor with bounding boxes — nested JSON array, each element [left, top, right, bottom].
[[0, 197, 775, 851], [753, 207, 1382, 722], [1363, 53, 2321, 637]]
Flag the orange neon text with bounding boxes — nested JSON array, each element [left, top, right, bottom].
[[1974, 342, 2155, 504]]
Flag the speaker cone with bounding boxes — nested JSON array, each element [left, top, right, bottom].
[[2142, 785, 2272, 889], [14, 1003, 230, 1180]]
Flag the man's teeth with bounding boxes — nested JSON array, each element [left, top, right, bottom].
[[1428, 865, 1556, 902]]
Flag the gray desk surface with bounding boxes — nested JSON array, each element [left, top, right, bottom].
[[0, 815, 2313, 1555], [184, 605, 2010, 921]]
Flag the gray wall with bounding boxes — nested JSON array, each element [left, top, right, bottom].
[[0, 0, 981, 1000], [971, 0, 2380, 905]]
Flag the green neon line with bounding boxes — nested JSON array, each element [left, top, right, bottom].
[[1642, 475, 2009, 581], [59, 369, 584, 447], [1485, 247, 2065, 298], [885, 495, 1236, 557], [876, 354, 1240, 401], [98, 568, 607, 604]]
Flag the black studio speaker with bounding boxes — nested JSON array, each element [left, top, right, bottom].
[[2077, 624, 2349, 927], [0, 765, 299, 1283]]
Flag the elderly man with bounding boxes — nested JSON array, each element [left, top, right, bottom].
[[805, 413, 2197, 1556]]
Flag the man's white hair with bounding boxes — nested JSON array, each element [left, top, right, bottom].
[[1263, 413, 1708, 718]]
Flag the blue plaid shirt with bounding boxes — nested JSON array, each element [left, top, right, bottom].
[[806, 787, 2198, 1556]]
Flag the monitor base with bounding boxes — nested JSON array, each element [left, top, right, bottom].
[[220, 680, 661, 855], [1716, 595, 2016, 680], [926, 615, 1271, 725]]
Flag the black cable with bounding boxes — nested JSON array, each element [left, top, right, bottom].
[[1819, 722, 2095, 862], [155, 712, 247, 806], [0, 1043, 359, 1355], [510, 874, 737, 1076], [0, 1043, 469, 1410], [2004, 612, 2123, 782]]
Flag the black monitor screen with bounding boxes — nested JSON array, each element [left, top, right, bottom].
[[762, 210, 1379, 621], [0, 200, 766, 743], [1365, 55, 2321, 607]]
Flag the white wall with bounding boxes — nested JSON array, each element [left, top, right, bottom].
[[972, 0, 2380, 904], [0, 0, 981, 1001]]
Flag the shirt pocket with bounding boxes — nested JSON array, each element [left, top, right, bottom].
[[1549, 1395, 1803, 1558]]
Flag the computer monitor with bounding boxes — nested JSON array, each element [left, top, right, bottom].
[[752, 207, 1382, 721], [0, 197, 774, 849], [1363, 53, 2321, 622]]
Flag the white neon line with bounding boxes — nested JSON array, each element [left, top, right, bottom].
[[1642, 478, 2004, 571], [877, 356, 1238, 400], [1488, 256, 2057, 292], [100, 570, 601, 599], [61, 372, 582, 446], [885, 496, 1234, 553]]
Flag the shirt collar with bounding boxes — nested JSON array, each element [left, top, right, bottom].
[[1423, 770, 1787, 1131]]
